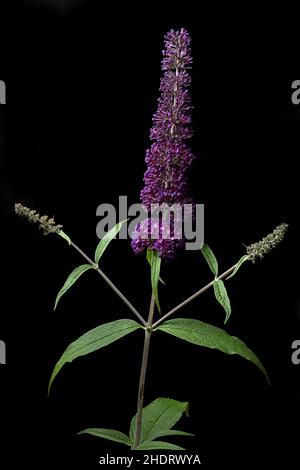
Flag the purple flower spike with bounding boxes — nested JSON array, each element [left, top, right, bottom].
[[132, 28, 195, 259]]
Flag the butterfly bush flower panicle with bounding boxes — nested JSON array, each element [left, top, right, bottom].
[[246, 223, 288, 262], [132, 28, 195, 259], [14, 203, 63, 235]]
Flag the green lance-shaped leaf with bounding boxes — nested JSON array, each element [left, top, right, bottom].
[[95, 219, 128, 264], [78, 428, 131, 447], [213, 279, 232, 323], [201, 244, 218, 277], [148, 249, 162, 313], [226, 255, 250, 280], [135, 440, 185, 451], [130, 398, 189, 444], [156, 318, 270, 385], [48, 319, 142, 394], [145, 429, 194, 439], [147, 249, 165, 285], [54, 264, 94, 310], [58, 230, 72, 245]]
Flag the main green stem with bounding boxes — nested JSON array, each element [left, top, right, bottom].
[[133, 293, 156, 449]]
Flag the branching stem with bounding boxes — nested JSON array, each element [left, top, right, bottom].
[[152, 264, 238, 329], [70, 241, 147, 327]]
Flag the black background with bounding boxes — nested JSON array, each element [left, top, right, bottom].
[[0, 1, 299, 468]]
